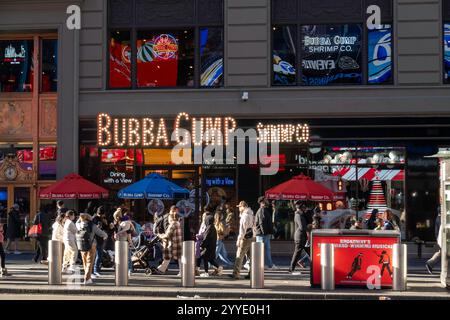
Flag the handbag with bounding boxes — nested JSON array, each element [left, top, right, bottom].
[[28, 214, 43, 238], [28, 224, 42, 238]]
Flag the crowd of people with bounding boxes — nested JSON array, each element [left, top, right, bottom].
[[0, 197, 403, 281]]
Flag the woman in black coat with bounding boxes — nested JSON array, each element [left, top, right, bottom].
[[198, 215, 223, 277], [5, 205, 22, 253]]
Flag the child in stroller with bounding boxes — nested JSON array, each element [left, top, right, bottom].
[[131, 224, 161, 275]]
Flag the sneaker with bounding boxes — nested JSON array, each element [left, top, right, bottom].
[[228, 274, 239, 280], [425, 263, 433, 275], [268, 264, 279, 270], [84, 279, 94, 285], [91, 274, 98, 279], [290, 271, 301, 276], [13, 251, 21, 255], [244, 263, 250, 271], [216, 266, 223, 276], [40, 260, 48, 265], [0, 268, 9, 277], [92, 272, 101, 277], [177, 272, 181, 277], [67, 266, 76, 272], [195, 268, 200, 276]]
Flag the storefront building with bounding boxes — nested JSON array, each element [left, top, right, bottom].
[[1, 0, 450, 243]]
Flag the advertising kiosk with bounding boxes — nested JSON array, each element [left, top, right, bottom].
[[310, 229, 401, 288]]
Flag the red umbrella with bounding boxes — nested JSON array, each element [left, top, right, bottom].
[[39, 173, 109, 199], [265, 174, 335, 201]]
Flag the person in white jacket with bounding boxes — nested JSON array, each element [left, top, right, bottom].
[[51, 213, 65, 242], [62, 210, 78, 273], [229, 201, 254, 280]]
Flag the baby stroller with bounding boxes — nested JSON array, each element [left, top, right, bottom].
[[131, 233, 161, 275]]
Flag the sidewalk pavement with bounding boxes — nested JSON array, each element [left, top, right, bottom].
[[0, 253, 449, 300]]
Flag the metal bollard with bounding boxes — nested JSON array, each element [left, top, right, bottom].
[[115, 241, 129, 286], [393, 243, 407, 291], [48, 240, 62, 285], [182, 241, 195, 287], [251, 242, 264, 289], [320, 243, 335, 291]]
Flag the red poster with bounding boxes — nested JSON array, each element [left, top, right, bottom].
[[109, 38, 131, 88], [311, 234, 400, 287]]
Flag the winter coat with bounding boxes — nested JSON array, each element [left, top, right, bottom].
[[161, 219, 182, 261], [76, 219, 107, 249], [51, 222, 64, 241], [255, 207, 273, 236], [33, 211, 51, 237], [63, 219, 77, 243], [200, 216, 217, 261], [6, 209, 21, 239], [237, 207, 254, 242], [294, 210, 308, 244], [154, 213, 170, 235]]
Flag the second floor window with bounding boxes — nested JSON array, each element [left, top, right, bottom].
[[271, 0, 393, 87], [108, 0, 224, 89]]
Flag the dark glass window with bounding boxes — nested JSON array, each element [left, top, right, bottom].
[[301, 24, 362, 86], [200, 27, 224, 87], [272, 25, 297, 85], [137, 30, 195, 88], [109, 30, 131, 88], [0, 40, 34, 92], [107, 0, 223, 89], [41, 39, 58, 92], [368, 25, 392, 84], [444, 23, 450, 84]]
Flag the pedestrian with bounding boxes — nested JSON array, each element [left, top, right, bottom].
[[289, 201, 309, 275], [229, 201, 254, 280], [195, 210, 209, 274], [153, 210, 169, 264], [215, 211, 233, 267], [365, 209, 379, 230], [426, 212, 442, 274], [297, 224, 313, 269], [350, 218, 363, 230], [76, 213, 107, 285], [114, 209, 135, 275], [197, 215, 223, 277], [33, 204, 51, 264], [255, 196, 277, 269], [5, 204, 22, 254], [92, 206, 109, 277], [51, 211, 66, 242], [382, 210, 399, 231], [154, 206, 182, 275], [62, 210, 78, 273], [0, 222, 9, 277]]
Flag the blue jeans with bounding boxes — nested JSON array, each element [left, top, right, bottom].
[[93, 242, 104, 274], [216, 240, 232, 266], [256, 235, 274, 268]]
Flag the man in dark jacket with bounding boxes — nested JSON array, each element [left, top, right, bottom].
[[289, 202, 309, 274], [92, 206, 109, 277], [5, 204, 22, 254], [255, 196, 276, 269], [33, 204, 51, 263]]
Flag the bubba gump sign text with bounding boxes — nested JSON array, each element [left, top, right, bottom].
[[97, 112, 310, 147]]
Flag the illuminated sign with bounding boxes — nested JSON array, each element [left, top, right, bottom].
[[97, 112, 310, 147], [153, 34, 178, 60], [205, 177, 235, 187], [4, 44, 26, 64]]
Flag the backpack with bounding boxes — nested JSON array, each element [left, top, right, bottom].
[[76, 222, 94, 251]]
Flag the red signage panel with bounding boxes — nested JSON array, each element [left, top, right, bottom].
[[311, 233, 400, 287]]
